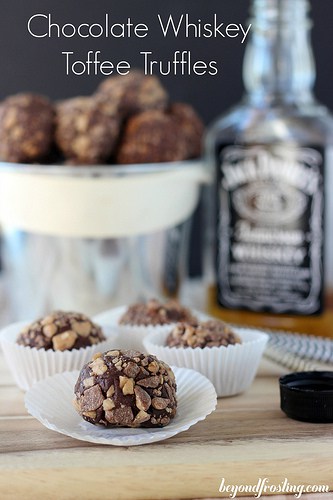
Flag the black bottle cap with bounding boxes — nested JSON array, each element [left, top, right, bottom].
[[279, 371, 333, 423]]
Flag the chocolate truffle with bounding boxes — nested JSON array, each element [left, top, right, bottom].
[[168, 102, 204, 158], [0, 93, 54, 163], [74, 350, 177, 428], [17, 311, 106, 351], [119, 299, 197, 326], [55, 96, 120, 164], [166, 320, 242, 348], [116, 110, 188, 164], [96, 70, 169, 119]]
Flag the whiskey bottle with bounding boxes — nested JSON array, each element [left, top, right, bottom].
[[206, 0, 333, 337]]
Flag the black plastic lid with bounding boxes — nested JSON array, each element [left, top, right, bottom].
[[279, 371, 333, 423]]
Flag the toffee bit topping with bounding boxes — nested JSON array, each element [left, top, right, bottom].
[[16, 311, 105, 351], [74, 349, 177, 429], [119, 299, 197, 326], [166, 319, 241, 349]]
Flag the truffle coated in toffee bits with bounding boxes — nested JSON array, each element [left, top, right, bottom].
[[166, 320, 242, 348], [0, 93, 54, 163], [96, 70, 169, 119], [55, 96, 120, 164], [74, 350, 177, 428], [16, 311, 106, 351], [116, 110, 189, 164], [168, 102, 204, 159], [119, 299, 197, 326]]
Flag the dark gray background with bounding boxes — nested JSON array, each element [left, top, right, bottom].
[[1, 0, 332, 124]]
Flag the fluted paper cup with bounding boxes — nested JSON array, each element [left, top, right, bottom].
[[143, 327, 268, 397], [0, 321, 118, 391], [25, 366, 217, 446]]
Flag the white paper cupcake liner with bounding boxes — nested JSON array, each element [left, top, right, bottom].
[[25, 366, 217, 446], [0, 321, 118, 391], [143, 327, 269, 397], [93, 305, 178, 352]]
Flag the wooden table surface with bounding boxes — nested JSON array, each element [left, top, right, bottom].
[[0, 351, 332, 500]]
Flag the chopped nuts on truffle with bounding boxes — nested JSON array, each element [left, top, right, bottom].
[[16, 311, 105, 351], [0, 93, 54, 163], [119, 298, 197, 326], [74, 349, 177, 428], [166, 320, 242, 349]]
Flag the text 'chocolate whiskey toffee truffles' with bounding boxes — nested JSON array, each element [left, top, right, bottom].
[[16, 311, 106, 351], [74, 350, 177, 428]]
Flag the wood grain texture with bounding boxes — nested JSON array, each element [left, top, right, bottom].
[[0, 351, 332, 500]]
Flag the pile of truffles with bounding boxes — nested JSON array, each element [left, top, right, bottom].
[[119, 298, 197, 326], [166, 319, 242, 349], [74, 349, 177, 428], [16, 311, 105, 351], [0, 70, 204, 165]]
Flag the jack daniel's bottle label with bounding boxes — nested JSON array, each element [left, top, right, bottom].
[[216, 145, 324, 314]]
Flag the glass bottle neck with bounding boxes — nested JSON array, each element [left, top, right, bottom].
[[243, 0, 316, 107]]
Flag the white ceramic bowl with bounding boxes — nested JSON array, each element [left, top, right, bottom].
[[0, 160, 209, 238]]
